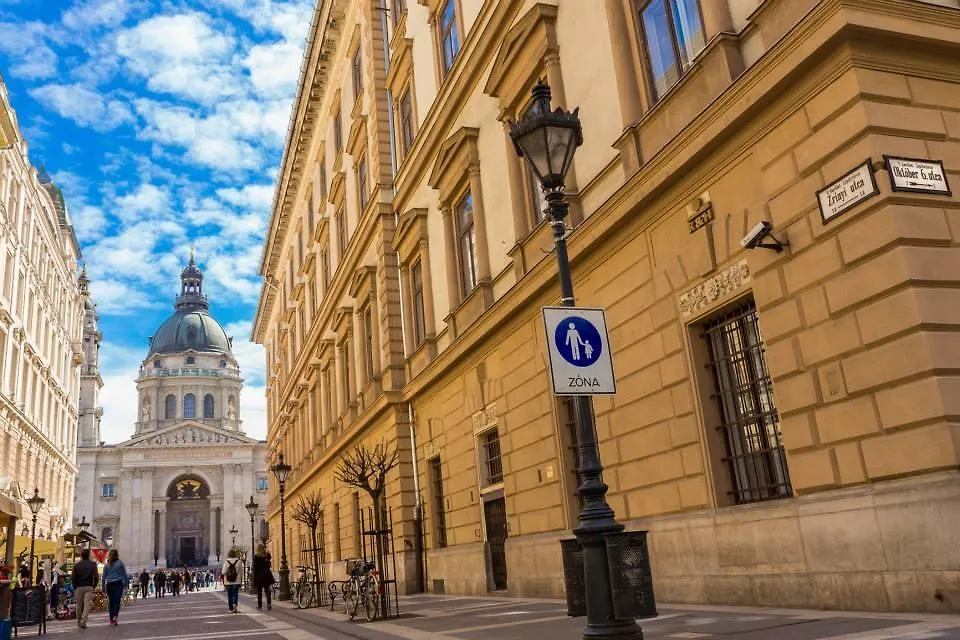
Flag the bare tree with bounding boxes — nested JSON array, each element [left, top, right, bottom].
[[290, 490, 324, 598], [335, 440, 399, 613]]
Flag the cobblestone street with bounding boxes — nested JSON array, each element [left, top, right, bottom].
[[46, 590, 960, 640]]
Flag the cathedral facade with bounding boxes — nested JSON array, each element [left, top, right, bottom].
[[75, 256, 268, 569]]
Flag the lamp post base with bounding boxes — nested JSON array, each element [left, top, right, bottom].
[[277, 566, 291, 601], [583, 620, 644, 639]]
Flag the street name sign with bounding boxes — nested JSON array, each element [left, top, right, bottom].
[[816, 160, 879, 224], [884, 155, 951, 195], [542, 306, 616, 395]]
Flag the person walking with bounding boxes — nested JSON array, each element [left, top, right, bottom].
[[252, 544, 274, 611], [71, 548, 98, 630], [102, 549, 130, 626], [223, 549, 242, 613], [154, 569, 164, 598], [139, 569, 150, 599]]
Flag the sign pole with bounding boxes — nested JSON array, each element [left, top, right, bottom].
[[545, 190, 640, 639]]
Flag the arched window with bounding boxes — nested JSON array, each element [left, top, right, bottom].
[[203, 394, 215, 418], [183, 393, 196, 418], [154, 359, 161, 368], [186, 356, 195, 365], [101, 526, 114, 547], [165, 394, 176, 418]]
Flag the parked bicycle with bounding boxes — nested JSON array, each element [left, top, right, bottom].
[[342, 559, 380, 622], [294, 565, 321, 609]]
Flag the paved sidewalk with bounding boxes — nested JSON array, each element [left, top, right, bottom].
[[251, 591, 960, 640]]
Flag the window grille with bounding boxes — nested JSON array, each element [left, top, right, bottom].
[[703, 300, 791, 504], [430, 457, 447, 548], [482, 429, 503, 485]]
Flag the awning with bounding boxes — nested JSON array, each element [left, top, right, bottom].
[[12, 535, 59, 559], [0, 494, 24, 521]]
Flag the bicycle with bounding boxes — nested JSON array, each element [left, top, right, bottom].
[[294, 566, 319, 609], [343, 559, 380, 622]]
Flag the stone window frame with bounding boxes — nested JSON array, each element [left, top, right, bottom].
[[350, 30, 364, 107], [333, 306, 357, 422], [420, 0, 464, 84], [633, 0, 708, 103], [386, 19, 417, 166], [100, 479, 118, 499], [428, 127, 493, 340], [346, 115, 370, 219], [331, 89, 344, 163], [483, 3, 583, 276], [395, 208, 437, 369], [390, 0, 407, 27], [348, 266, 382, 406]]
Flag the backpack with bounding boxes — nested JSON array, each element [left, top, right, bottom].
[[225, 561, 238, 582]]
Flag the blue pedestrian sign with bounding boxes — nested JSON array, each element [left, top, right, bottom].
[[542, 306, 616, 395]]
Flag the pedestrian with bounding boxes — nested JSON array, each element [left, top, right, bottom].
[[71, 548, 98, 630], [154, 569, 164, 598], [49, 564, 61, 618], [252, 544, 274, 611], [223, 549, 242, 613], [102, 549, 130, 626], [139, 569, 150, 599]]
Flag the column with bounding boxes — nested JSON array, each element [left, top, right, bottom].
[[208, 506, 218, 565], [440, 206, 460, 312], [140, 469, 154, 568], [467, 166, 492, 285], [503, 122, 531, 241], [131, 470, 142, 556], [223, 466, 235, 554], [118, 469, 133, 550], [158, 509, 167, 568]]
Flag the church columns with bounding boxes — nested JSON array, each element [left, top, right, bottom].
[[139, 469, 154, 568], [157, 509, 167, 568], [222, 465, 235, 553], [117, 469, 133, 551], [208, 506, 218, 565]]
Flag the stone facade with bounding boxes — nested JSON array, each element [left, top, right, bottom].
[[0, 74, 85, 541], [253, 0, 960, 612]]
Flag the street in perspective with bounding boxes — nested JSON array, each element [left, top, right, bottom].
[[1, 0, 960, 639]]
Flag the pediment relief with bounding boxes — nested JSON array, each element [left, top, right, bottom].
[[484, 3, 559, 115], [428, 127, 480, 201], [122, 423, 254, 448], [328, 170, 346, 206], [347, 115, 368, 157], [348, 266, 377, 299], [395, 208, 428, 260]]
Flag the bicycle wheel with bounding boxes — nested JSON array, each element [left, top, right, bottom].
[[296, 578, 313, 609], [344, 581, 358, 618], [363, 578, 380, 622]]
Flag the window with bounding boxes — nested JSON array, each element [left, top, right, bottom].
[[164, 394, 176, 419], [559, 397, 585, 514], [101, 482, 117, 498], [307, 193, 315, 233], [398, 88, 415, 158], [318, 163, 327, 201], [411, 260, 426, 346], [337, 208, 348, 259], [257, 477, 268, 492], [101, 526, 114, 546], [455, 192, 478, 297], [391, 0, 406, 25], [357, 155, 368, 211], [154, 359, 161, 368], [203, 394, 215, 418], [334, 109, 343, 153], [439, 0, 461, 74], [183, 393, 196, 419], [363, 306, 375, 382], [353, 492, 362, 556], [481, 429, 503, 485], [638, 0, 706, 100], [352, 47, 363, 100], [185, 356, 195, 365], [429, 457, 447, 548], [321, 249, 331, 289], [703, 300, 791, 504], [341, 341, 352, 406], [220, 360, 227, 368], [333, 502, 342, 560]]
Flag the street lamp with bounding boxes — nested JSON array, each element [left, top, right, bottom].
[[270, 452, 292, 601], [229, 525, 238, 548], [510, 80, 641, 640], [26, 488, 44, 585], [245, 496, 258, 594]]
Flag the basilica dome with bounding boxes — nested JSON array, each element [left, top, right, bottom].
[[147, 253, 233, 357]]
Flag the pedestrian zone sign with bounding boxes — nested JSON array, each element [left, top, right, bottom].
[[542, 306, 616, 395]]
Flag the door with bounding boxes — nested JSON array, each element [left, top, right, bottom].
[[180, 537, 196, 565], [483, 498, 508, 591]]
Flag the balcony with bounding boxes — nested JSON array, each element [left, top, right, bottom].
[[138, 366, 241, 379]]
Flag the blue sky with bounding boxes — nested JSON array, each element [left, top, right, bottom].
[[0, 0, 314, 443]]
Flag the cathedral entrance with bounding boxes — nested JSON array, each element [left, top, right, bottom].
[[165, 476, 212, 567]]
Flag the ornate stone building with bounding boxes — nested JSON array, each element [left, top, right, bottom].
[[0, 73, 85, 552], [76, 256, 268, 569], [254, 0, 960, 612]]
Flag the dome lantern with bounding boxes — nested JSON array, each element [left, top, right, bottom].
[[175, 247, 208, 312]]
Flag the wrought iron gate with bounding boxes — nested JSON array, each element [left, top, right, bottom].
[[484, 498, 508, 591]]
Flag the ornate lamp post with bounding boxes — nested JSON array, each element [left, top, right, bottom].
[[26, 488, 44, 585], [510, 80, 642, 640], [245, 496, 258, 594], [270, 452, 292, 601], [229, 525, 238, 549]]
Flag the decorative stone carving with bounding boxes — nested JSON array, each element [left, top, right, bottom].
[[226, 396, 237, 420], [141, 397, 151, 421], [678, 260, 751, 317]]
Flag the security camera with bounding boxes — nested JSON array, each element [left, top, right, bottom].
[[740, 220, 787, 252]]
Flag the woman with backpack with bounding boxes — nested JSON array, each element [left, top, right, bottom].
[[223, 549, 242, 613], [102, 549, 131, 626]]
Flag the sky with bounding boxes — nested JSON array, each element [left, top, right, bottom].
[[0, 0, 315, 443]]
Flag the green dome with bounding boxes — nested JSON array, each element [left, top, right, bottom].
[[149, 309, 232, 357]]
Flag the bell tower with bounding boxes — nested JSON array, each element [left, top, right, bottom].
[[77, 265, 103, 448]]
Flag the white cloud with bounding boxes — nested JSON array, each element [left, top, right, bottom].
[[28, 83, 133, 131], [62, 0, 142, 31], [216, 184, 274, 211], [115, 183, 171, 220], [0, 21, 58, 79], [97, 341, 147, 444], [72, 205, 108, 242], [85, 278, 160, 315], [245, 40, 303, 98]]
